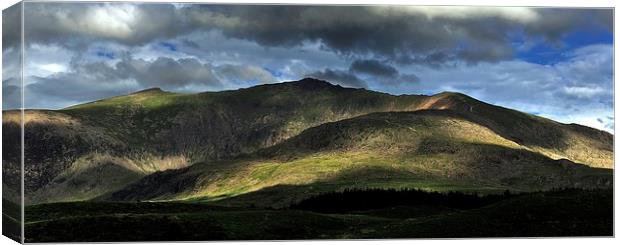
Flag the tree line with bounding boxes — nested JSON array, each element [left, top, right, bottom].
[[290, 188, 515, 213]]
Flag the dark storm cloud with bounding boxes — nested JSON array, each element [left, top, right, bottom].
[[26, 59, 137, 107], [348, 59, 420, 86], [188, 5, 512, 63], [23, 55, 280, 108], [17, 3, 613, 65], [2, 82, 21, 109], [27, 75, 131, 107], [186, 6, 612, 64], [349, 59, 399, 78], [306, 69, 367, 88], [2, 3, 23, 110], [25, 56, 222, 107], [398, 74, 420, 84], [115, 57, 221, 88], [2, 2, 22, 50], [523, 8, 613, 42]]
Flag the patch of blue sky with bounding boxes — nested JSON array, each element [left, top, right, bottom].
[[515, 29, 612, 65], [95, 50, 115, 59], [263, 67, 284, 78], [160, 42, 178, 52]]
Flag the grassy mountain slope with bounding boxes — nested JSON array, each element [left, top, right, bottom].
[[105, 110, 611, 206], [2, 78, 613, 204], [2, 109, 190, 204], [418, 92, 612, 168], [62, 79, 427, 160], [6, 79, 431, 204]]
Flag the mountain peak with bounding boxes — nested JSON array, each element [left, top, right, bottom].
[[290, 78, 341, 89], [131, 87, 164, 94], [297, 77, 330, 84], [435, 91, 470, 98]]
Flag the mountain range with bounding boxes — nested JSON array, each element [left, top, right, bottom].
[[2, 78, 613, 205]]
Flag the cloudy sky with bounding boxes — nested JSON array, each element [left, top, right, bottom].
[[1, 3, 614, 132]]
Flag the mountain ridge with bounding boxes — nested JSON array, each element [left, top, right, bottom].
[[1, 78, 613, 205]]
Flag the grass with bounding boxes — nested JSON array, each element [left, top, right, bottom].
[[23, 188, 613, 242], [137, 151, 506, 204], [115, 145, 610, 208], [2, 199, 21, 242], [372, 188, 613, 238], [28, 160, 146, 203]]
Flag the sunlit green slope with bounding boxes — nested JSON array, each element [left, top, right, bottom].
[[105, 110, 611, 207]]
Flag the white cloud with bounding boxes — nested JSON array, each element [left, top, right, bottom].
[[390, 44, 613, 132], [214, 64, 277, 88], [24, 44, 73, 79], [562, 86, 606, 99], [22, 54, 284, 109], [38, 63, 67, 74], [18, 3, 610, 66], [9, 4, 612, 132], [551, 111, 614, 133], [59, 4, 138, 40], [388, 6, 540, 23]]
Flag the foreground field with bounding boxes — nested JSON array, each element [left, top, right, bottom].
[[24, 188, 612, 242]]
